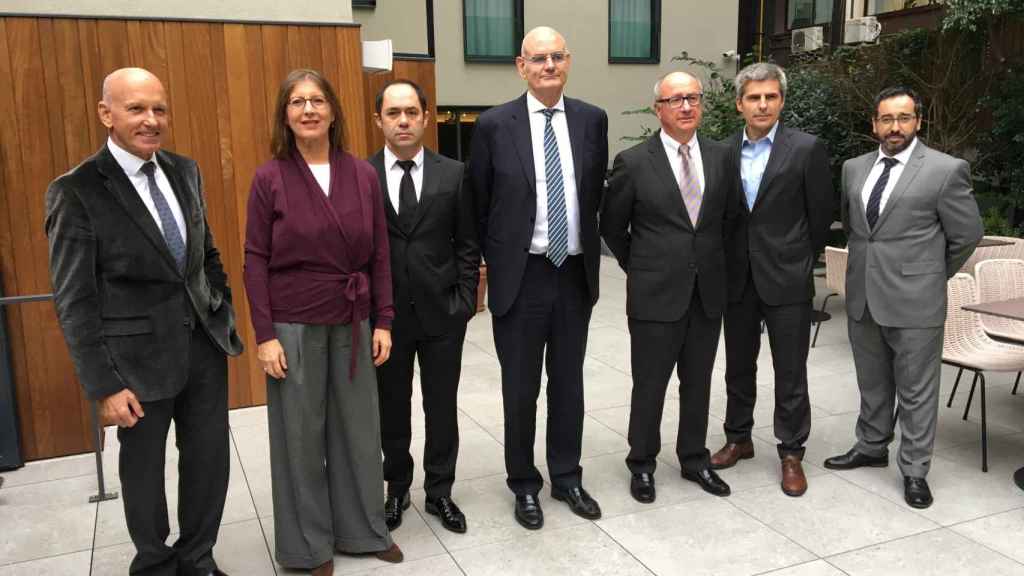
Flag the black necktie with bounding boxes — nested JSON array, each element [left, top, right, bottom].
[[866, 157, 899, 230], [396, 160, 417, 232]]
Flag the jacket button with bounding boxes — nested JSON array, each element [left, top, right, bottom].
[[523, 247, 528, 252], [688, 263, 697, 270]]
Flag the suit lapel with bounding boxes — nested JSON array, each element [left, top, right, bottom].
[[872, 141, 926, 236], [751, 124, 793, 212], [648, 132, 694, 231], [509, 95, 537, 197], [370, 150, 402, 235], [97, 146, 181, 274], [695, 134, 715, 229], [849, 151, 876, 233], [408, 148, 440, 233], [565, 97, 586, 193]]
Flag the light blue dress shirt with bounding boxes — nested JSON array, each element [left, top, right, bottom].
[[740, 121, 779, 210]]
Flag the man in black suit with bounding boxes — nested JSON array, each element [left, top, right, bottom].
[[370, 79, 479, 534], [602, 71, 742, 502], [712, 63, 834, 497], [45, 68, 243, 575], [468, 26, 608, 529]]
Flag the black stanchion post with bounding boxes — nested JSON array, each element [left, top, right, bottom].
[[89, 401, 118, 503]]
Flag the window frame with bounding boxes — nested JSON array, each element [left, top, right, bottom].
[[462, 0, 525, 63], [785, 0, 833, 31], [607, 0, 661, 64], [352, 0, 376, 8], [863, 0, 942, 16]]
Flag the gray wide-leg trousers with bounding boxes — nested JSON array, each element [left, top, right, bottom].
[[267, 320, 392, 569]]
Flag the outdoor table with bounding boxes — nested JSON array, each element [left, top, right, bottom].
[[976, 237, 1015, 248], [962, 296, 1024, 491]]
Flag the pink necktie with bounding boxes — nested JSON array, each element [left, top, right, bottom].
[[679, 144, 702, 226]]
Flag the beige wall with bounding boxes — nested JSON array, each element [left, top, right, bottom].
[[434, 0, 740, 160], [353, 1, 429, 54], [0, 0, 352, 22]]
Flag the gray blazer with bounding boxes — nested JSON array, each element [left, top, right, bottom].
[[841, 140, 983, 328]]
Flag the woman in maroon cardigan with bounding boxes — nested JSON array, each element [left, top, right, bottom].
[[244, 69, 402, 575]]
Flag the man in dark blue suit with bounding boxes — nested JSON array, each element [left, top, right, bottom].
[[468, 26, 608, 530]]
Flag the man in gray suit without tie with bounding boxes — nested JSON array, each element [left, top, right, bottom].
[[824, 86, 982, 509]]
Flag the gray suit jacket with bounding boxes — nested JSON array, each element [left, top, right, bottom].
[[841, 140, 982, 328]]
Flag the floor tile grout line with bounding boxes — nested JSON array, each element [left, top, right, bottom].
[[721, 496, 823, 563], [0, 547, 96, 572], [589, 520, 658, 576], [227, 425, 278, 575], [817, 524, 947, 562], [941, 504, 1024, 569]]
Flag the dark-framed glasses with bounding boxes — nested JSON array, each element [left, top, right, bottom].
[[876, 114, 916, 127], [656, 93, 704, 108], [288, 96, 328, 110], [523, 51, 569, 65]]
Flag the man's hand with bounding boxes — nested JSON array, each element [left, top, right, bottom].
[[257, 339, 288, 380], [101, 389, 145, 428], [372, 328, 392, 366]]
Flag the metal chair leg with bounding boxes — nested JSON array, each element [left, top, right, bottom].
[[811, 293, 835, 349], [1013, 372, 1021, 395], [980, 372, 988, 473], [963, 372, 979, 421], [947, 367, 964, 408]]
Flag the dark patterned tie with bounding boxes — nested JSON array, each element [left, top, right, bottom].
[[141, 162, 186, 272], [866, 157, 899, 230], [396, 159, 417, 232], [542, 108, 568, 267]]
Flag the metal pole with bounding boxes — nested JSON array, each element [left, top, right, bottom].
[[88, 400, 118, 503]]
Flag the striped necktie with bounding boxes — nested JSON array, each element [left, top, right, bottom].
[[542, 108, 568, 267], [866, 157, 899, 230], [679, 144, 702, 226]]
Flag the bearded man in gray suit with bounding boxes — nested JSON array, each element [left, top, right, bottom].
[[824, 86, 982, 509]]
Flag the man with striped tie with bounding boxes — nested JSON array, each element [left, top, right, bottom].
[[601, 71, 742, 502], [468, 26, 608, 530]]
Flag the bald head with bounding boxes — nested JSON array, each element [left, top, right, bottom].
[[653, 71, 704, 144], [516, 26, 571, 107], [98, 67, 168, 159], [653, 71, 703, 99]]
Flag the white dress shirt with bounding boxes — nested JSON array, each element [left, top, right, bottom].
[[860, 136, 919, 217], [526, 92, 581, 256], [384, 145, 424, 213], [107, 137, 187, 243], [308, 162, 331, 196], [660, 129, 704, 194]]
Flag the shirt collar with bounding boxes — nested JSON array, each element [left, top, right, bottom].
[[526, 91, 565, 114], [661, 129, 697, 154], [107, 136, 156, 176], [742, 121, 779, 147], [876, 136, 918, 166], [384, 145, 424, 171]]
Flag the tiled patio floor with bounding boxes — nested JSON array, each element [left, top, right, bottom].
[[2, 256, 1023, 575]]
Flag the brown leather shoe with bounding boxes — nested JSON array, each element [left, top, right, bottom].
[[374, 543, 404, 564], [311, 559, 333, 576], [781, 455, 807, 497], [710, 441, 754, 470]]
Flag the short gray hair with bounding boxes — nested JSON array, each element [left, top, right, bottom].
[[733, 62, 787, 98]]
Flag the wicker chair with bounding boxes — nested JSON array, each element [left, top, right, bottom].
[[959, 236, 1022, 276], [811, 246, 848, 348], [942, 273, 1024, 471], [973, 258, 1024, 395]]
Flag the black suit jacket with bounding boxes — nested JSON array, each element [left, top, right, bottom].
[[468, 93, 609, 316], [45, 145, 243, 403], [726, 124, 834, 305], [601, 132, 742, 321], [370, 147, 480, 335]]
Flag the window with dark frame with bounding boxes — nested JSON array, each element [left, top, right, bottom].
[[787, 0, 833, 29], [865, 0, 942, 16], [463, 0, 524, 62], [608, 0, 660, 63], [352, 0, 376, 8]]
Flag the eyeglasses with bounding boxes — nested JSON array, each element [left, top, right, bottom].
[[655, 93, 704, 108], [288, 96, 328, 110], [876, 114, 917, 127], [523, 51, 569, 65]]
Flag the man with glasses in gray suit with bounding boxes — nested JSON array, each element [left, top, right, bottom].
[[824, 86, 982, 509]]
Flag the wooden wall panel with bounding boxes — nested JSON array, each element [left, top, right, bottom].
[[361, 58, 438, 158], [0, 16, 390, 459]]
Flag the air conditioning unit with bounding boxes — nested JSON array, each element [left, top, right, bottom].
[[791, 26, 824, 53], [844, 16, 882, 44]]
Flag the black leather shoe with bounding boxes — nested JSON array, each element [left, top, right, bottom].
[[384, 492, 410, 530], [904, 476, 933, 509], [552, 485, 602, 520], [426, 495, 467, 534], [823, 448, 889, 470], [514, 494, 544, 530], [681, 467, 731, 497], [630, 473, 656, 503]]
